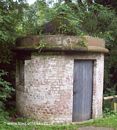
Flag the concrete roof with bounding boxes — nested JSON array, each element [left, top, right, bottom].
[[15, 35, 108, 53]]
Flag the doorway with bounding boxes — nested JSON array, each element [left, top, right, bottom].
[[73, 60, 93, 122]]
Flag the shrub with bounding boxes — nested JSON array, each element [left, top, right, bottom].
[[0, 70, 14, 121]]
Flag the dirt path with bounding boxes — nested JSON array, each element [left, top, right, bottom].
[[79, 126, 115, 130]]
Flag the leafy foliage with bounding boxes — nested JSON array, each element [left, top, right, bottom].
[[77, 4, 117, 94], [0, 0, 27, 63], [0, 0, 27, 43], [0, 70, 14, 120], [41, 3, 83, 35], [19, 0, 55, 35]]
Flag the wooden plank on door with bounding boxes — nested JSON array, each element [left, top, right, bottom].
[[73, 60, 93, 122]]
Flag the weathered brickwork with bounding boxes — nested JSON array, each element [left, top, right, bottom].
[[16, 53, 104, 123]]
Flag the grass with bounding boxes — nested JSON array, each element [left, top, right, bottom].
[[79, 115, 117, 129], [0, 114, 117, 130]]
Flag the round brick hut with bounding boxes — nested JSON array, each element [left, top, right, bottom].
[[14, 35, 108, 123]]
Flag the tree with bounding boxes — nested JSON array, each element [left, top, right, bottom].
[[0, 0, 27, 43], [0, 0, 27, 63], [0, 0, 27, 120]]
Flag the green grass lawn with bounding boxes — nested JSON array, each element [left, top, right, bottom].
[[0, 115, 117, 130]]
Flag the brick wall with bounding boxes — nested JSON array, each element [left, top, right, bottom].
[[16, 53, 104, 123]]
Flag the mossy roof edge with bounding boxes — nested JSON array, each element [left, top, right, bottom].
[[15, 35, 108, 53]]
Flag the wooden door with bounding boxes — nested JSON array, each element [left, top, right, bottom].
[[73, 60, 93, 122]]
